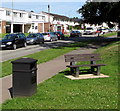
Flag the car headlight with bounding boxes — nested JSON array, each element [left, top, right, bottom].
[[30, 39, 34, 42], [6, 42, 12, 45]]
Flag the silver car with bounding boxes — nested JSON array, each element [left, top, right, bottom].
[[42, 32, 58, 42]]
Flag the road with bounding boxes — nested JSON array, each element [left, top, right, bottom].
[[0, 34, 119, 62], [0, 40, 74, 62]]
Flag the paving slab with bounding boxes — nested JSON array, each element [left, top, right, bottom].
[[0, 48, 96, 104], [65, 74, 109, 80]]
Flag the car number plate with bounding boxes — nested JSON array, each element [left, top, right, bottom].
[[1, 45, 6, 47], [27, 41, 30, 43]]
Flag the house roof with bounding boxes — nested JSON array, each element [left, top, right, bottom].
[[0, 7, 44, 16], [41, 11, 74, 21]]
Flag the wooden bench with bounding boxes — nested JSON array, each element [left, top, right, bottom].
[[64, 54, 106, 77]]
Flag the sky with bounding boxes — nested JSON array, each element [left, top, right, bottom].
[[1, 0, 87, 18]]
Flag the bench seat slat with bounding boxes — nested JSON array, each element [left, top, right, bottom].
[[64, 54, 101, 62], [66, 64, 106, 68]]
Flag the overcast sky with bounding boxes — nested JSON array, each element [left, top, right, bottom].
[[1, 0, 87, 18]]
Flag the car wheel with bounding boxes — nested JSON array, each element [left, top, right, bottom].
[[13, 44, 17, 50], [50, 39, 53, 42], [24, 42, 27, 47]]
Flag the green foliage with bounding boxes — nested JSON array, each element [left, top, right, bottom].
[[2, 41, 119, 109], [117, 31, 120, 37], [73, 25, 82, 30], [78, 2, 120, 26], [67, 25, 73, 30]]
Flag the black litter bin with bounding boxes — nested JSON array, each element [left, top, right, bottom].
[[11, 57, 38, 97]]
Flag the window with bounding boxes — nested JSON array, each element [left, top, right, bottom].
[[35, 26, 38, 29], [42, 16, 45, 20], [32, 23, 34, 29], [36, 15, 39, 19], [28, 14, 32, 18], [13, 12, 17, 17], [20, 13, 23, 17], [6, 11, 11, 16]]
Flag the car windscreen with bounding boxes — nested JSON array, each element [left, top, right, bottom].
[[71, 31, 75, 33], [42, 33, 49, 35], [86, 28, 93, 30], [57, 32, 62, 34], [27, 34, 37, 38], [3, 35, 14, 40]]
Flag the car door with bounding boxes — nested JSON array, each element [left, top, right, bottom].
[[19, 33, 26, 46], [36, 34, 40, 43], [52, 32, 57, 40], [39, 34, 44, 43], [14, 34, 21, 47], [18, 34, 25, 46]]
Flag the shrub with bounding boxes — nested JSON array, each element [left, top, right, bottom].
[[117, 31, 120, 37]]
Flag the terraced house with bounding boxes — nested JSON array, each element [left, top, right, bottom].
[[41, 11, 79, 34], [0, 7, 45, 34], [0, 7, 79, 34]]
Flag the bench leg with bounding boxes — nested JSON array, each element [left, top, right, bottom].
[[96, 66, 100, 75], [70, 67, 75, 75], [75, 67, 79, 77], [91, 66, 95, 73]]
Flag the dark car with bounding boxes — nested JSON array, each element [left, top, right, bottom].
[[70, 30, 82, 37], [0, 33, 27, 50], [26, 33, 44, 44], [54, 31, 64, 40]]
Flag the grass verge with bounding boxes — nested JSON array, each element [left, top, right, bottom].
[[2, 41, 119, 109], [103, 32, 117, 37], [1, 42, 87, 78]]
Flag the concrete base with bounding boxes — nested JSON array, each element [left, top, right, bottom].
[[65, 74, 109, 80]]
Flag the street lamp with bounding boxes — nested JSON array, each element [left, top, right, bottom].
[[48, 4, 50, 32], [11, 0, 13, 33]]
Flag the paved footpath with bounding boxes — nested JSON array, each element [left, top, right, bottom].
[[0, 47, 96, 104]]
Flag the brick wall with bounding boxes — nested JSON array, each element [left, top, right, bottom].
[[1, 21, 6, 34]]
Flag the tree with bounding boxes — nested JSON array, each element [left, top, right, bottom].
[[77, 2, 120, 27]]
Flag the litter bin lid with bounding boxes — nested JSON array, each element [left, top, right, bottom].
[[11, 58, 38, 64]]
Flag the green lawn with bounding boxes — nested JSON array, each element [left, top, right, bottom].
[[1, 42, 87, 78], [103, 32, 117, 37], [2, 41, 119, 109], [0, 33, 8, 39]]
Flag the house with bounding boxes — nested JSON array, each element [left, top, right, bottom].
[[0, 7, 45, 34], [0, 7, 79, 34], [40, 11, 79, 34]]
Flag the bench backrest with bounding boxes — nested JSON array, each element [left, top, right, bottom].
[[64, 54, 101, 62]]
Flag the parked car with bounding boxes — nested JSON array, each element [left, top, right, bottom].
[[108, 28, 117, 32], [54, 31, 64, 40], [70, 30, 82, 37], [0, 33, 27, 50], [97, 28, 109, 34], [42, 32, 58, 42], [84, 27, 97, 35], [26, 33, 44, 44]]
